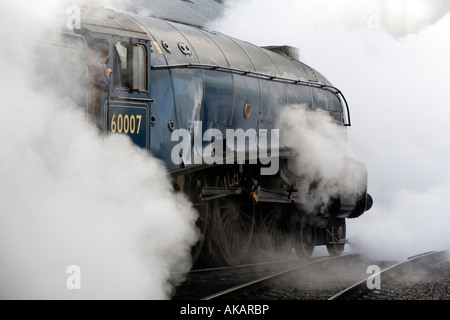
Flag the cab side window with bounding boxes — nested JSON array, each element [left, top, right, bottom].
[[132, 44, 147, 91], [114, 41, 130, 89], [114, 41, 147, 92]]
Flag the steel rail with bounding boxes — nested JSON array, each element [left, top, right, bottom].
[[189, 257, 313, 274], [201, 254, 356, 300]]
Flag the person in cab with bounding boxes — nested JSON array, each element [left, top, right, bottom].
[[88, 41, 112, 127]]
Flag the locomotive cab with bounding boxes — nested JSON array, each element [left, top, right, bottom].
[[106, 38, 152, 149], [70, 8, 154, 150]]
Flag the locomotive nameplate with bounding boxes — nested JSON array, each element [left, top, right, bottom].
[[108, 105, 149, 149]]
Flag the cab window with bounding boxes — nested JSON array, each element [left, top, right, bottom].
[[114, 41, 147, 92], [114, 41, 130, 89], [132, 44, 147, 91]]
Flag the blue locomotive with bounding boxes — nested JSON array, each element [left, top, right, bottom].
[[48, 5, 372, 266]]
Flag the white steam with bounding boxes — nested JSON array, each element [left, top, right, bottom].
[[329, 0, 450, 38], [0, 0, 198, 299], [210, 0, 450, 41], [210, 0, 450, 260], [278, 105, 360, 213]]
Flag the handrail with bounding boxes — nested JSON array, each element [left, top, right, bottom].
[[152, 62, 351, 126]]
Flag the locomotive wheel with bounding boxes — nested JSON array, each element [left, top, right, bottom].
[[258, 203, 294, 259], [184, 174, 209, 266], [211, 177, 255, 266], [294, 222, 315, 258], [326, 219, 346, 256]]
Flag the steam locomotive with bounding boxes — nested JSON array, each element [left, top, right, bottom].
[[46, 5, 373, 266]]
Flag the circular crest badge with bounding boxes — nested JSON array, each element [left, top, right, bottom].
[[243, 100, 251, 119]]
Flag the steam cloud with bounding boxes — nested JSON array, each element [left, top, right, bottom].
[[329, 0, 450, 38], [277, 105, 363, 214], [210, 0, 450, 260], [0, 0, 198, 299], [211, 0, 450, 40]]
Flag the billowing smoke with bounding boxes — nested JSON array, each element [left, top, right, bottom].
[[77, 0, 224, 27], [277, 105, 364, 214], [0, 0, 198, 299], [210, 0, 450, 260], [329, 0, 450, 38], [211, 0, 450, 41]]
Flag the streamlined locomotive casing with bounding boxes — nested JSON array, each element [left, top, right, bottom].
[[78, 7, 345, 164], [123, 12, 370, 217], [133, 14, 345, 169], [62, 6, 373, 263]]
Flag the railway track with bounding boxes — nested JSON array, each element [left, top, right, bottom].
[[201, 254, 355, 300], [173, 253, 369, 300], [172, 256, 321, 300], [331, 250, 449, 300], [172, 250, 449, 301]]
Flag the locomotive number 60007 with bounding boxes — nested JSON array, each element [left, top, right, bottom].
[[108, 105, 148, 148], [110, 114, 142, 135]]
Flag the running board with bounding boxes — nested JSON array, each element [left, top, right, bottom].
[[201, 186, 242, 201], [201, 187, 293, 203]]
